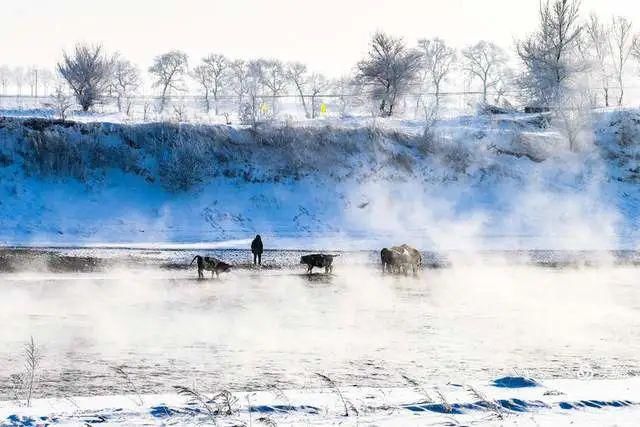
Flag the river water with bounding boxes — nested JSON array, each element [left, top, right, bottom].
[[1, 248, 639, 399]]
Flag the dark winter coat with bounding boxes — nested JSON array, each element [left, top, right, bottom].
[[251, 235, 263, 254]]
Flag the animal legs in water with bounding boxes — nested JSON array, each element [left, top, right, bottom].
[[198, 268, 204, 279]]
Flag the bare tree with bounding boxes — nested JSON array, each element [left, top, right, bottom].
[[309, 73, 329, 118], [111, 56, 140, 114], [516, 0, 584, 107], [202, 54, 228, 114], [27, 66, 38, 97], [461, 41, 508, 103], [26, 67, 52, 97], [417, 38, 456, 109], [13, 66, 25, 97], [631, 35, 640, 72], [332, 76, 362, 116], [148, 50, 188, 113], [0, 66, 10, 95], [584, 14, 613, 106], [38, 69, 55, 97], [358, 32, 421, 116], [192, 54, 228, 114], [256, 59, 288, 113], [50, 85, 72, 120], [609, 16, 633, 106], [57, 43, 113, 111], [287, 62, 310, 117], [230, 59, 250, 108], [238, 60, 265, 126], [191, 64, 213, 113]]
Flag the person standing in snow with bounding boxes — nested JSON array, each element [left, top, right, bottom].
[[251, 234, 263, 266]]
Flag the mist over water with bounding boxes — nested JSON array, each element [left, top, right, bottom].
[[1, 250, 639, 399]]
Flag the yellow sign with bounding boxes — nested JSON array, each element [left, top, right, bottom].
[[260, 103, 269, 113], [320, 102, 327, 114]]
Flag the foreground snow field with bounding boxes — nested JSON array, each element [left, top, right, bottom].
[[3, 378, 640, 426]]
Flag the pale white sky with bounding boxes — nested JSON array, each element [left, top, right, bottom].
[[1, 0, 638, 77]]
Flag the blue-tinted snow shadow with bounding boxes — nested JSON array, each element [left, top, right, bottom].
[[491, 376, 541, 388], [402, 399, 549, 414]]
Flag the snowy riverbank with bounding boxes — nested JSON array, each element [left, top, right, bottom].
[[1, 111, 639, 249]]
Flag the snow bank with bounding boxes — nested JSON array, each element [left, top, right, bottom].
[[0, 111, 639, 249]]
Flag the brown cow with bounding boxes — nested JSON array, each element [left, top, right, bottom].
[[190, 255, 232, 279], [381, 245, 422, 275], [300, 254, 338, 274]]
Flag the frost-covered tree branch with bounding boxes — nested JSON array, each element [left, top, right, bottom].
[[148, 50, 188, 113], [584, 13, 613, 107], [358, 32, 421, 117], [198, 54, 229, 114], [287, 62, 310, 117], [461, 41, 508, 103], [417, 38, 456, 109], [516, 0, 584, 108], [608, 16, 633, 106], [57, 43, 113, 111], [110, 55, 140, 115]]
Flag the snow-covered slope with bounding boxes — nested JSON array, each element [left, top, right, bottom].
[[0, 112, 639, 249]]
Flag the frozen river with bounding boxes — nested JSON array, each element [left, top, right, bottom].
[[1, 248, 639, 400]]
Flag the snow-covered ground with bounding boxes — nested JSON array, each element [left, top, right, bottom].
[[3, 378, 640, 426], [1, 109, 640, 250]]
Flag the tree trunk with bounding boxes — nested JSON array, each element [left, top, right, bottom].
[[618, 85, 624, 107], [160, 84, 169, 113], [295, 83, 309, 118]]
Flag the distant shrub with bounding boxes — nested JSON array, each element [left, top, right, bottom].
[[615, 111, 640, 146], [239, 102, 256, 126], [442, 141, 472, 173], [158, 129, 212, 191], [18, 124, 140, 181], [7, 117, 442, 191], [422, 133, 473, 174], [20, 129, 88, 180]]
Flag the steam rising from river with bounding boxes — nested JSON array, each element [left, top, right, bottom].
[[1, 258, 639, 398]]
